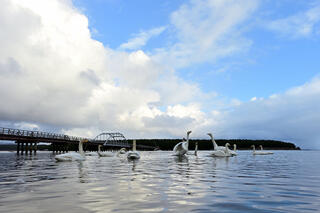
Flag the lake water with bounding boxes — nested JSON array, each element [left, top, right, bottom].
[[0, 150, 319, 212]]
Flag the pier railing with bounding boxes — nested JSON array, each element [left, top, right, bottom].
[[0, 127, 84, 142], [0, 127, 156, 154]]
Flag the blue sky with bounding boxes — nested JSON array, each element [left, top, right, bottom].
[[1, 0, 320, 148], [73, 0, 320, 101]]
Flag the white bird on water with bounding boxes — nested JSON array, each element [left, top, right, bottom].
[[127, 140, 140, 160], [230, 144, 237, 156], [97, 145, 127, 157], [194, 141, 198, 156], [55, 139, 88, 161], [251, 145, 273, 155], [207, 133, 224, 151], [210, 143, 232, 157], [173, 131, 192, 156], [97, 145, 114, 157], [208, 133, 236, 156]]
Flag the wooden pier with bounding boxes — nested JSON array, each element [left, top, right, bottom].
[[0, 127, 155, 154]]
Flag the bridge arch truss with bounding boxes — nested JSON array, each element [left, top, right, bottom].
[[92, 132, 129, 147]]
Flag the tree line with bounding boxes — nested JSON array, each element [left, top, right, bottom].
[[128, 139, 300, 150]]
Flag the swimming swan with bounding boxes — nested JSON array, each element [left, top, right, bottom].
[[194, 141, 198, 156], [251, 145, 273, 155], [229, 144, 237, 156], [173, 131, 192, 156], [210, 143, 232, 157], [85, 152, 98, 156], [98, 145, 114, 157], [207, 133, 225, 151], [55, 139, 88, 161], [208, 133, 235, 156], [127, 140, 140, 160]]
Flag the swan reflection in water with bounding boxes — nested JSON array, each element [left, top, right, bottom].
[[174, 155, 189, 163], [77, 161, 89, 183]]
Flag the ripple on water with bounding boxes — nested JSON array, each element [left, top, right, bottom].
[[0, 151, 320, 212]]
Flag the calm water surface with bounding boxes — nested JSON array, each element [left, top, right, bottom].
[[0, 150, 319, 212]]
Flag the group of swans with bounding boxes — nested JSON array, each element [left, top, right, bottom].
[[251, 145, 273, 155], [173, 131, 274, 158], [55, 139, 138, 162], [207, 133, 237, 157], [173, 131, 237, 158]]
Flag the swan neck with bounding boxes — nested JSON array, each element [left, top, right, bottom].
[[98, 145, 101, 153], [185, 133, 190, 149], [79, 141, 84, 155], [234, 144, 236, 151], [194, 142, 198, 156], [210, 136, 218, 150], [225, 144, 230, 154], [133, 140, 136, 151]]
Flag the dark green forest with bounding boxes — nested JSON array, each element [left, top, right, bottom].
[[0, 139, 300, 151], [128, 139, 300, 150]]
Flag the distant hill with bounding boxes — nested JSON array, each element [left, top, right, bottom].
[[127, 139, 300, 150]]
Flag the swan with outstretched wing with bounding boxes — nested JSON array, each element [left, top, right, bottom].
[[173, 131, 192, 156]]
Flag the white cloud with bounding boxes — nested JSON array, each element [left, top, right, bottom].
[[250, 97, 257, 101], [119, 26, 166, 50], [213, 77, 320, 148], [153, 0, 259, 68], [1, 0, 320, 149], [0, 0, 208, 139], [267, 4, 320, 38]]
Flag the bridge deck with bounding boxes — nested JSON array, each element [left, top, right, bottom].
[[0, 127, 155, 154]]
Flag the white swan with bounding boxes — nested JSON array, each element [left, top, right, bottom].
[[127, 140, 140, 160], [210, 143, 232, 157], [194, 142, 198, 156], [85, 150, 99, 156], [173, 131, 192, 156], [55, 139, 88, 161], [207, 133, 225, 151], [229, 144, 237, 156], [119, 148, 127, 154], [98, 145, 114, 157], [251, 145, 273, 155]]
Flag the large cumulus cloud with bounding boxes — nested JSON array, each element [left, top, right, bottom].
[[0, 0, 207, 139], [1, 0, 320, 149]]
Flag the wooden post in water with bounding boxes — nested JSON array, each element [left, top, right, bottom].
[[20, 143, 24, 155], [29, 143, 33, 155], [16, 141, 20, 154], [34, 143, 37, 154], [25, 142, 28, 155]]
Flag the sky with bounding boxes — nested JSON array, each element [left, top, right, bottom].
[[0, 0, 320, 148]]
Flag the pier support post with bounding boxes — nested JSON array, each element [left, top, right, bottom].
[[25, 143, 28, 155], [29, 143, 33, 155], [34, 143, 37, 154], [16, 142, 20, 154], [20, 143, 24, 155]]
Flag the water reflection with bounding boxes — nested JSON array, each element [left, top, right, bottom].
[[173, 155, 189, 163], [0, 151, 320, 212], [77, 162, 89, 183]]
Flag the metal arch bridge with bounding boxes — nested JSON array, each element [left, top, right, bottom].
[[91, 132, 130, 148], [91, 132, 156, 150], [0, 127, 156, 154]]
